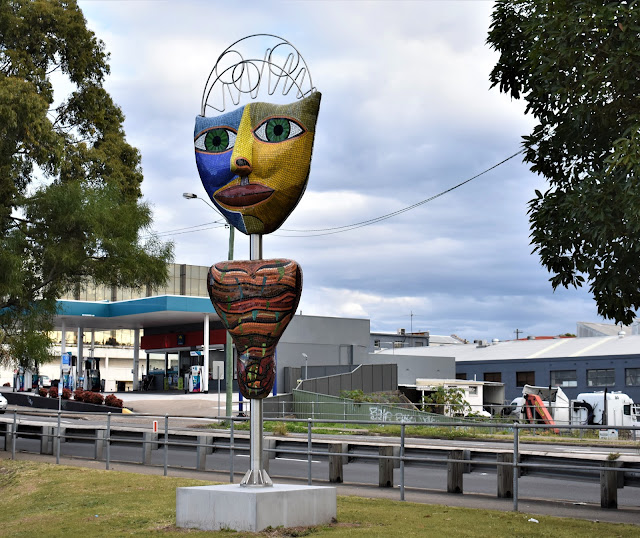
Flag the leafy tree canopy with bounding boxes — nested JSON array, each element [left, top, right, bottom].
[[0, 0, 173, 369], [488, 1, 640, 324]]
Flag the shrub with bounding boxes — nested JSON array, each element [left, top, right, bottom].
[[89, 392, 104, 405], [48, 386, 58, 399], [81, 391, 94, 403], [105, 394, 123, 408], [61, 388, 72, 400], [74, 388, 84, 401], [38, 388, 47, 398]]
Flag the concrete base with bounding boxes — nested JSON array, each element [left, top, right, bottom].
[[176, 484, 337, 532]]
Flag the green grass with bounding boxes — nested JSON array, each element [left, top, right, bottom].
[[0, 458, 637, 537]]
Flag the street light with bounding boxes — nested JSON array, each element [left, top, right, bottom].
[[183, 192, 235, 418], [302, 353, 308, 380]]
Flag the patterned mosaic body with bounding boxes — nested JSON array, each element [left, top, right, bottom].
[[207, 259, 302, 399], [194, 92, 321, 235]]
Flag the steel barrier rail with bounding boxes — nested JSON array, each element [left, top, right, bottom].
[[1, 410, 639, 511]]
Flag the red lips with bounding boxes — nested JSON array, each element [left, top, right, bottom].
[[214, 184, 274, 207]]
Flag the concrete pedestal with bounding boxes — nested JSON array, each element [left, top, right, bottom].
[[176, 484, 337, 532]]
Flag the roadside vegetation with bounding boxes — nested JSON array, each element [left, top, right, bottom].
[[0, 459, 637, 537], [199, 419, 640, 448]]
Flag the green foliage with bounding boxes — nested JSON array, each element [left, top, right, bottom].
[[423, 386, 471, 416], [488, 1, 640, 324], [0, 0, 173, 369], [340, 389, 374, 403]]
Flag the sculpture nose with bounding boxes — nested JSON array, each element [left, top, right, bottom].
[[235, 158, 252, 177]]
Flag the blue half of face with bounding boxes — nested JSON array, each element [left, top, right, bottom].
[[194, 106, 246, 233]]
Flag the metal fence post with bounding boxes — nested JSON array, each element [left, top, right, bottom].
[[229, 418, 235, 483], [400, 423, 405, 501], [56, 410, 61, 465], [106, 412, 111, 470], [513, 423, 519, 512], [11, 410, 17, 460], [307, 418, 312, 485], [163, 414, 168, 477]]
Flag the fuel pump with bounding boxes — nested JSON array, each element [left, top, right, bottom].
[[83, 358, 101, 391], [189, 365, 203, 393], [61, 352, 73, 390]]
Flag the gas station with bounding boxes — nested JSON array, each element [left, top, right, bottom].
[[53, 295, 229, 394]]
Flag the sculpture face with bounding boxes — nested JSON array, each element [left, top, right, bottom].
[[195, 92, 321, 235]]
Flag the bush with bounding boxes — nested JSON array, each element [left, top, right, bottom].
[[104, 394, 123, 408], [38, 388, 47, 398], [80, 391, 93, 403], [48, 386, 58, 399], [61, 388, 71, 400], [74, 388, 84, 401], [89, 392, 104, 405]]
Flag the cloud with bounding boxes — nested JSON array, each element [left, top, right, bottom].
[[77, 0, 608, 341]]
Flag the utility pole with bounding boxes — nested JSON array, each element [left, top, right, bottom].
[[514, 329, 523, 340]]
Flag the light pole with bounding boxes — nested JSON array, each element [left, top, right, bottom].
[[302, 353, 308, 380], [183, 193, 235, 419]]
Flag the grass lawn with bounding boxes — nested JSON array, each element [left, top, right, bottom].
[[0, 458, 637, 537]]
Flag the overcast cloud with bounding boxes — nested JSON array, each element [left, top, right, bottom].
[[77, 0, 607, 341]]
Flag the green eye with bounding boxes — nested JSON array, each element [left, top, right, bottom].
[[194, 127, 237, 153], [254, 117, 304, 143]]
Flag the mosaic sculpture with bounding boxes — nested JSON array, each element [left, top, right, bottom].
[[195, 35, 320, 486], [207, 259, 302, 399]]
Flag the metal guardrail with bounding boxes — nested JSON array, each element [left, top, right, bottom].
[[1, 408, 639, 511]]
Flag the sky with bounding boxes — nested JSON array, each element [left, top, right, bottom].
[[76, 0, 609, 341]]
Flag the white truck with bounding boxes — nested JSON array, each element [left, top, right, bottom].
[[507, 385, 640, 432]]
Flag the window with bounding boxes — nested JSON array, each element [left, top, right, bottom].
[[456, 373, 467, 380], [373, 339, 381, 348], [516, 371, 535, 387], [550, 370, 577, 387], [467, 386, 478, 396], [393, 341, 403, 348], [587, 368, 615, 387], [414, 340, 424, 347], [484, 372, 501, 383], [625, 368, 640, 386]]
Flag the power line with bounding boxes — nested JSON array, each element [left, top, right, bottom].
[[275, 150, 524, 237], [145, 150, 524, 239]]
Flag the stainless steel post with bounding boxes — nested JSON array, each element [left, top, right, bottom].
[[106, 412, 111, 470], [229, 419, 235, 483], [307, 418, 312, 485], [513, 423, 519, 512], [163, 414, 168, 476], [240, 234, 272, 487], [400, 423, 405, 501], [56, 411, 61, 464], [11, 410, 17, 459]]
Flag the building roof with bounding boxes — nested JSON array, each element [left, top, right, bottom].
[[373, 334, 640, 362], [577, 321, 633, 337], [55, 295, 219, 330]]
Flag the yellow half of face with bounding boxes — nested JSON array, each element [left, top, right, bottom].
[[212, 92, 321, 235]]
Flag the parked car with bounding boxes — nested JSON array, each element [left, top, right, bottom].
[[0, 393, 7, 413], [39, 376, 51, 388]]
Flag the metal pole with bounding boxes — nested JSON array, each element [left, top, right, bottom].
[[513, 423, 519, 512], [11, 410, 17, 460], [56, 410, 61, 464], [164, 414, 169, 476], [229, 418, 235, 483], [400, 423, 405, 501], [240, 234, 271, 487], [225, 226, 235, 419], [307, 417, 313, 485], [106, 412, 111, 470], [217, 370, 221, 418]]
